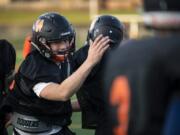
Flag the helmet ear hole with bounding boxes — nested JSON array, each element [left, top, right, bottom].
[[38, 37, 46, 45]]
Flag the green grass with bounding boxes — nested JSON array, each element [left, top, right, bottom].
[[16, 50, 23, 66], [70, 112, 95, 135]]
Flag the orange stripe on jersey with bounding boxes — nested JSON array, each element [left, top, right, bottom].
[[110, 76, 130, 135], [23, 35, 31, 59]]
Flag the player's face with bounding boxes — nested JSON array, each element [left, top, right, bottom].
[[50, 40, 70, 52]]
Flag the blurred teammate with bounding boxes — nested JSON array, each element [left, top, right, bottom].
[[0, 39, 16, 135], [104, 0, 180, 135]]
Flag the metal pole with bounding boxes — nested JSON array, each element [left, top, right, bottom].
[[89, 0, 98, 20]]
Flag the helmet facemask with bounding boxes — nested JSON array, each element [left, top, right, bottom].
[[49, 36, 75, 62], [36, 35, 75, 62]]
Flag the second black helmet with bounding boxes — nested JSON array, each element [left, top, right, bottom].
[[88, 15, 124, 48]]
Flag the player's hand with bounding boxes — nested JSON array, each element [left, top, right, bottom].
[[86, 35, 110, 66]]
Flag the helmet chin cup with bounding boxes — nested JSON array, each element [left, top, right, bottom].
[[52, 54, 67, 62]]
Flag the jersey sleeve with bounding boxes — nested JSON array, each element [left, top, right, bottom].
[[33, 82, 53, 97]]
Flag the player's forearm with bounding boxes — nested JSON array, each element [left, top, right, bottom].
[[40, 60, 94, 101], [57, 60, 94, 101]]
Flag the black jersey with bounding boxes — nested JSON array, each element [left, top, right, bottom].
[[7, 50, 74, 126], [74, 45, 113, 135], [0, 39, 16, 99], [104, 34, 180, 135]]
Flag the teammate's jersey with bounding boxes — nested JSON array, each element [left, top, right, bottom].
[[104, 34, 180, 135], [74, 45, 114, 135]]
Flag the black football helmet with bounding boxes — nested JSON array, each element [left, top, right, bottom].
[[87, 15, 124, 48], [31, 12, 76, 61], [143, 0, 180, 30]]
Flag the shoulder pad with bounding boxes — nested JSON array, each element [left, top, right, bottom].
[[19, 51, 42, 80]]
